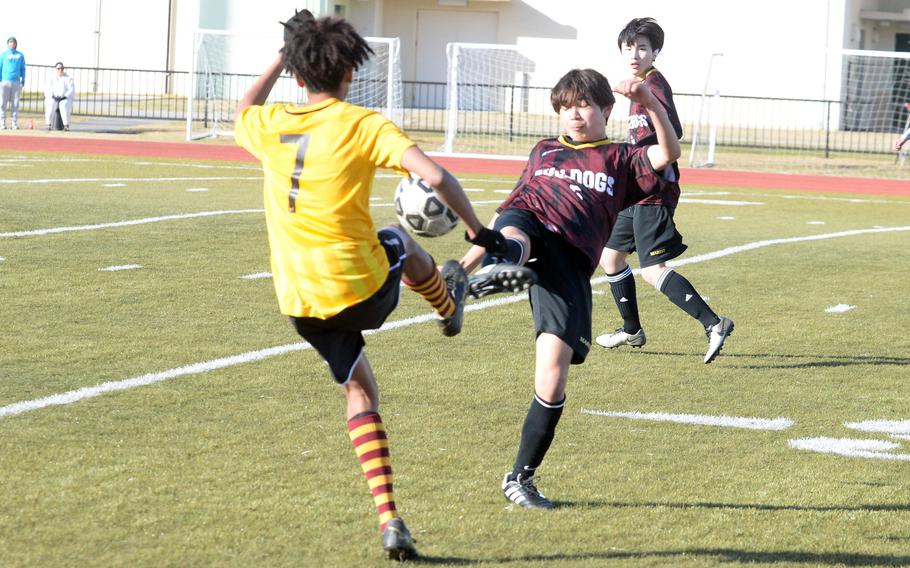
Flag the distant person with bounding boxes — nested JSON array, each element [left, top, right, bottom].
[[594, 17, 733, 364], [44, 62, 74, 131], [0, 36, 26, 130], [894, 126, 910, 151]]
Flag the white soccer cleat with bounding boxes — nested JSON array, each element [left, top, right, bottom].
[[704, 316, 734, 364], [595, 328, 646, 349]]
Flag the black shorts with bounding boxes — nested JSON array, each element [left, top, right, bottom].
[[289, 227, 407, 384], [605, 204, 687, 268], [495, 209, 592, 365]]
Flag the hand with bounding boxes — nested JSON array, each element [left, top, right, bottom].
[[465, 227, 508, 255], [281, 8, 315, 42], [895, 138, 907, 151], [613, 77, 656, 108]]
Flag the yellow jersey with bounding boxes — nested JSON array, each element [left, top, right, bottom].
[[235, 98, 415, 319]]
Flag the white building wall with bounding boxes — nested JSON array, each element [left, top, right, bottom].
[[5, 0, 905, 106], [4, 1, 172, 70]]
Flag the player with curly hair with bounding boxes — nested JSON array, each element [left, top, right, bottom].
[[234, 9, 507, 560]]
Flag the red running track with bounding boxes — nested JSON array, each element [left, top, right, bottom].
[[2, 134, 909, 196]]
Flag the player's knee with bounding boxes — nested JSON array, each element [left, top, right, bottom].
[[641, 264, 666, 288]]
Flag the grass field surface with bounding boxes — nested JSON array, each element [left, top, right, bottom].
[[1, 151, 909, 567]]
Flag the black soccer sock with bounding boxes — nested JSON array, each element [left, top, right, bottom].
[[481, 237, 524, 267], [606, 266, 641, 333], [656, 268, 720, 329], [510, 394, 565, 480]]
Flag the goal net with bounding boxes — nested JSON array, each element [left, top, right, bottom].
[[442, 43, 553, 156], [186, 30, 403, 140]]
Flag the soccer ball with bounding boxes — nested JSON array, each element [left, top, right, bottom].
[[394, 175, 459, 237]]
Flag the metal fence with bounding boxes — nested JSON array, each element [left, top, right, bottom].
[[17, 64, 910, 161]]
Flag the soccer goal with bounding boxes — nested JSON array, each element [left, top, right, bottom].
[[688, 53, 724, 168], [186, 30, 403, 141], [442, 43, 552, 156]]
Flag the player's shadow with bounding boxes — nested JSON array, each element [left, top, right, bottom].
[[557, 499, 910, 514], [409, 548, 910, 566], [638, 351, 909, 370]]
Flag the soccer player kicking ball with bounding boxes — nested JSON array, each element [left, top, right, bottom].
[[461, 68, 681, 508], [595, 17, 733, 363], [234, 10, 506, 560]]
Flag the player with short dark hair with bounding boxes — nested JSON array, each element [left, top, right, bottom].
[[461, 67, 681, 508], [595, 17, 734, 364], [234, 10, 505, 560]]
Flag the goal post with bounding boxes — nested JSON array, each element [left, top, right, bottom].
[[688, 53, 723, 168], [186, 30, 403, 141]]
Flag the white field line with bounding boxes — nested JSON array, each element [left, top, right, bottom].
[[2, 156, 261, 171], [845, 419, 910, 435], [789, 437, 910, 461], [240, 272, 272, 280], [679, 198, 763, 206], [0, 176, 261, 185], [1, 195, 773, 239], [100, 264, 142, 272], [0, 299, 520, 418], [0, 209, 263, 238], [2, 225, 909, 419], [581, 409, 793, 430], [825, 304, 856, 313]]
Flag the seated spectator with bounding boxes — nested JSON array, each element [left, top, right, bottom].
[[44, 62, 74, 131]]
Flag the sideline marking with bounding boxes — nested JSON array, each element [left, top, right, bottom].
[[100, 264, 142, 272], [679, 198, 763, 206], [0, 176, 261, 185], [0, 209, 263, 238], [845, 419, 910, 435], [825, 304, 856, 313], [240, 272, 271, 280], [3, 225, 910, 418], [789, 437, 910, 461], [581, 409, 793, 431]]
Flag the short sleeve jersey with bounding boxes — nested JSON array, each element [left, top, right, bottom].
[[628, 67, 682, 207], [235, 98, 415, 319], [499, 135, 668, 273]]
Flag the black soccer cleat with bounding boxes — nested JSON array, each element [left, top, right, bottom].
[[704, 316, 734, 364], [382, 517, 419, 561], [468, 263, 537, 299], [438, 260, 468, 337], [502, 473, 554, 510]]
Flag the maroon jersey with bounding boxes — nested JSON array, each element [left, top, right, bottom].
[[499, 135, 670, 273], [628, 67, 682, 207]]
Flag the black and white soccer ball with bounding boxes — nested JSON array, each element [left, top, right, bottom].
[[394, 175, 458, 237]]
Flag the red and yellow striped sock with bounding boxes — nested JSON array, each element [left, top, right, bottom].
[[403, 268, 454, 319], [348, 412, 399, 530]]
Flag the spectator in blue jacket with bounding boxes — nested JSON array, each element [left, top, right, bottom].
[[1, 36, 26, 130]]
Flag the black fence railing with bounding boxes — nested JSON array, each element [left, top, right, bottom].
[[16, 65, 910, 161]]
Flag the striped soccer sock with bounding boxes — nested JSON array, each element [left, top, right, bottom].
[[347, 412, 399, 530], [403, 267, 455, 319]]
